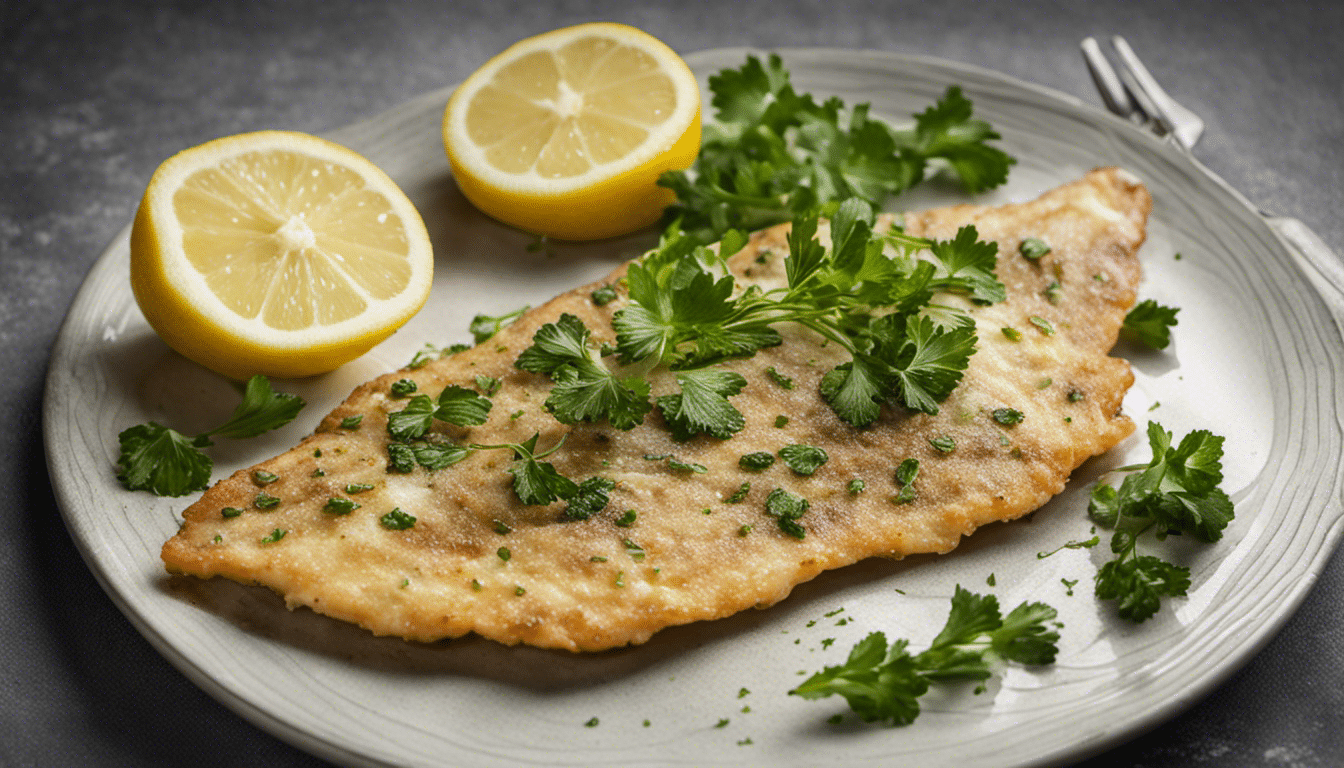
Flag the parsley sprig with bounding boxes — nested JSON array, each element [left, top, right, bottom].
[[1121, 299, 1180, 350], [660, 54, 1014, 244], [1088, 422, 1235, 622], [791, 587, 1059, 725], [518, 202, 1002, 436], [116, 375, 305, 496]]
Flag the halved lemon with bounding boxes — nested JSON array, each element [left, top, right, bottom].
[[130, 130, 434, 380], [443, 23, 701, 241]]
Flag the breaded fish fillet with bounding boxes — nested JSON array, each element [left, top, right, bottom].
[[162, 168, 1151, 651]]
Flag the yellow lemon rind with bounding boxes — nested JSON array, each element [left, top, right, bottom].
[[129, 130, 434, 380], [443, 23, 702, 241]]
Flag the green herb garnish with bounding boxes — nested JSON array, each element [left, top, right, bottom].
[[323, 497, 360, 515], [470, 305, 529, 344], [1089, 422, 1234, 622], [380, 508, 417, 531], [115, 375, 304, 497], [1121, 299, 1180, 350], [660, 55, 1013, 243], [780, 444, 828, 475], [764, 488, 810, 539], [791, 586, 1059, 725], [1019, 238, 1051, 260], [739, 452, 775, 472]]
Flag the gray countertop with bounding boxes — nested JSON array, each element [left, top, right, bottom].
[[4, 0, 1342, 765]]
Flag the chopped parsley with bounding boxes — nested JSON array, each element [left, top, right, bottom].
[[929, 435, 956, 453], [340, 415, 363, 430], [562, 477, 616, 521], [1019, 238, 1051, 261], [738, 452, 775, 472], [779, 444, 828, 475], [380, 508, 417, 531], [323, 497, 360, 515], [474, 374, 501, 397], [847, 478, 865, 494], [992, 408, 1024, 426], [614, 509, 637, 527], [251, 470, 278, 485], [345, 483, 374, 495], [725, 482, 751, 504], [1001, 327, 1022, 342], [260, 528, 287, 544], [1028, 316, 1055, 336], [764, 488, 810, 539], [591, 283, 618, 306], [390, 378, 418, 398], [765, 366, 795, 389], [253, 492, 280, 510], [221, 506, 243, 518]]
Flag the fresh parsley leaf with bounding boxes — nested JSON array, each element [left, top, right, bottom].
[[468, 433, 580, 506], [386, 395, 436, 441], [791, 586, 1058, 725], [656, 369, 747, 440], [115, 423, 213, 497], [209, 375, 305, 440], [323, 497, 360, 515], [725, 481, 751, 503], [887, 316, 977, 416], [591, 284, 618, 306], [1122, 299, 1180, 350], [387, 443, 416, 473], [562, 476, 616, 521], [470, 305, 528, 344], [928, 225, 1006, 304], [410, 441, 471, 471], [433, 385, 493, 426], [115, 375, 304, 496], [517, 313, 652, 430]]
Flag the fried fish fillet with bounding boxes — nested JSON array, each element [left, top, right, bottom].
[[162, 168, 1151, 651]]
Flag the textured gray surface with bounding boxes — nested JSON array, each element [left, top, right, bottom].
[[4, 0, 1342, 765]]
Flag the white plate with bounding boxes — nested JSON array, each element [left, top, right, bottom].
[[44, 48, 1344, 767]]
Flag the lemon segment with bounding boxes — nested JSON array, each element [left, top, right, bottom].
[[444, 23, 701, 241], [130, 131, 434, 380]]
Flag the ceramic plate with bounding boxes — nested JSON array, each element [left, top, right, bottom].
[[44, 48, 1344, 767]]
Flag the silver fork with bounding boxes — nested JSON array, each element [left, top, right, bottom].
[[1081, 36, 1344, 331], [1080, 35, 1205, 153]]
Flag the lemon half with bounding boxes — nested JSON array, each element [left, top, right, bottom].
[[130, 130, 434, 380], [443, 23, 701, 241]]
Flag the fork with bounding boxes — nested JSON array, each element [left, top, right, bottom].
[[1080, 35, 1344, 330], [1080, 35, 1205, 153]]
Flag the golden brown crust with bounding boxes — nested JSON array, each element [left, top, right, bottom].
[[163, 168, 1150, 651]]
